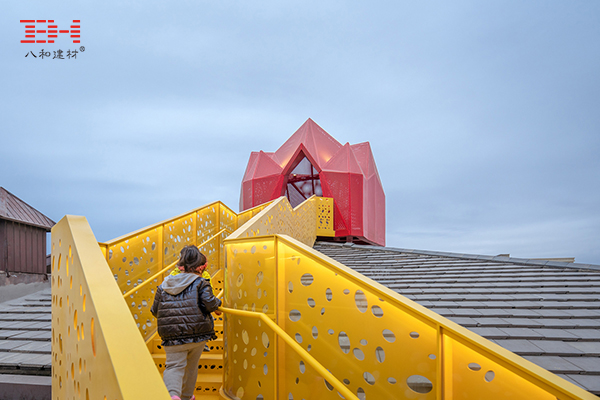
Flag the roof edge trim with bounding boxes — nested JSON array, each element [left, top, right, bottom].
[[314, 242, 600, 272]]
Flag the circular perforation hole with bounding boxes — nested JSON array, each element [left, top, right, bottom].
[[410, 331, 420, 339], [326, 288, 333, 301], [363, 372, 376, 385], [356, 387, 365, 400], [376, 346, 385, 363], [355, 290, 368, 312], [301, 273, 313, 286], [324, 379, 334, 391], [353, 348, 365, 360], [289, 309, 301, 322], [407, 375, 433, 393], [468, 363, 481, 371], [312, 326, 319, 339], [485, 371, 495, 382], [382, 329, 396, 343], [338, 331, 350, 354], [371, 305, 383, 318], [307, 298, 316, 308], [256, 271, 264, 286], [262, 332, 270, 349]]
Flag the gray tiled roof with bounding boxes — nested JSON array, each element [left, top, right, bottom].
[[314, 241, 600, 396], [0, 289, 51, 376]]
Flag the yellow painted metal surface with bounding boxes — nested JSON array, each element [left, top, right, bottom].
[[444, 334, 558, 400], [52, 194, 593, 400], [222, 232, 595, 400], [315, 196, 334, 237], [222, 310, 277, 400], [237, 202, 271, 228], [221, 307, 359, 400], [101, 201, 263, 341], [229, 195, 334, 247], [51, 215, 170, 400]]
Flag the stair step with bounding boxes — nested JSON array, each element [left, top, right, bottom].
[[148, 319, 225, 398], [195, 373, 222, 384], [194, 372, 223, 399]]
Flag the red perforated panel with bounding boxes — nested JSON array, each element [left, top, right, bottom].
[[239, 119, 385, 246]]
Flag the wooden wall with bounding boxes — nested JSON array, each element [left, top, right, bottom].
[[0, 220, 47, 275]]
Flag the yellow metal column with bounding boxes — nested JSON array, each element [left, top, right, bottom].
[[158, 224, 165, 280], [275, 236, 284, 400], [192, 210, 198, 246], [440, 326, 450, 400], [215, 202, 221, 269]]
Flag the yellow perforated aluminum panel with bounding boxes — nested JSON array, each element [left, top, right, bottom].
[[51, 216, 169, 400]]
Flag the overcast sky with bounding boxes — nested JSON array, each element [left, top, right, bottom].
[[2, 1, 599, 264]]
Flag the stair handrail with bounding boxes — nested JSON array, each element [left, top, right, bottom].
[[52, 215, 172, 399], [219, 306, 359, 400], [122, 228, 230, 299], [99, 201, 241, 246]]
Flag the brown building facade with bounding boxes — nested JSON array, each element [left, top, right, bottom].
[[0, 187, 55, 279]]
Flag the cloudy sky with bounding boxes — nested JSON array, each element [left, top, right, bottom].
[[2, 1, 599, 264]]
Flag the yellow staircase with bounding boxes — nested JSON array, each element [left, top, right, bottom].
[[50, 196, 596, 400], [148, 314, 225, 399]]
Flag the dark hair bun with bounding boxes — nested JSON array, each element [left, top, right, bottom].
[[178, 246, 207, 273]]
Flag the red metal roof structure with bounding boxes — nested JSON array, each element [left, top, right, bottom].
[[240, 119, 385, 246], [0, 187, 55, 230]]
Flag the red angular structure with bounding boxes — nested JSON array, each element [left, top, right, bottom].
[[240, 119, 385, 246]]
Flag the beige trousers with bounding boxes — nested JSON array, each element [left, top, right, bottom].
[[163, 341, 206, 400]]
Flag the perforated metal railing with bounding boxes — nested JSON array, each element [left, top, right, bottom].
[[52, 195, 594, 400], [50, 197, 335, 400], [51, 216, 171, 400], [231, 195, 335, 246], [96, 197, 334, 343], [221, 234, 596, 400], [97, 200, 274, 342], [219, 197, 595, 400]]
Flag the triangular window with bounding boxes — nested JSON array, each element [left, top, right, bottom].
[[284, 156, 322, 207]]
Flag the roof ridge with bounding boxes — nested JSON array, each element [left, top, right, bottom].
[[0, 187, 55, 230], [314, 241, 600, 272]]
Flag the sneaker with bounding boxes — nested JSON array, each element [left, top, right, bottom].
[[203, 344, 210, 352], [171, 396, 181, 400], [190, 397, 196, 400]]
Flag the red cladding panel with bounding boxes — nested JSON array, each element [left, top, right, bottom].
[[239, 119, 385, 246], [253, 151, 283, 179], [273, 119, 342, 168]]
